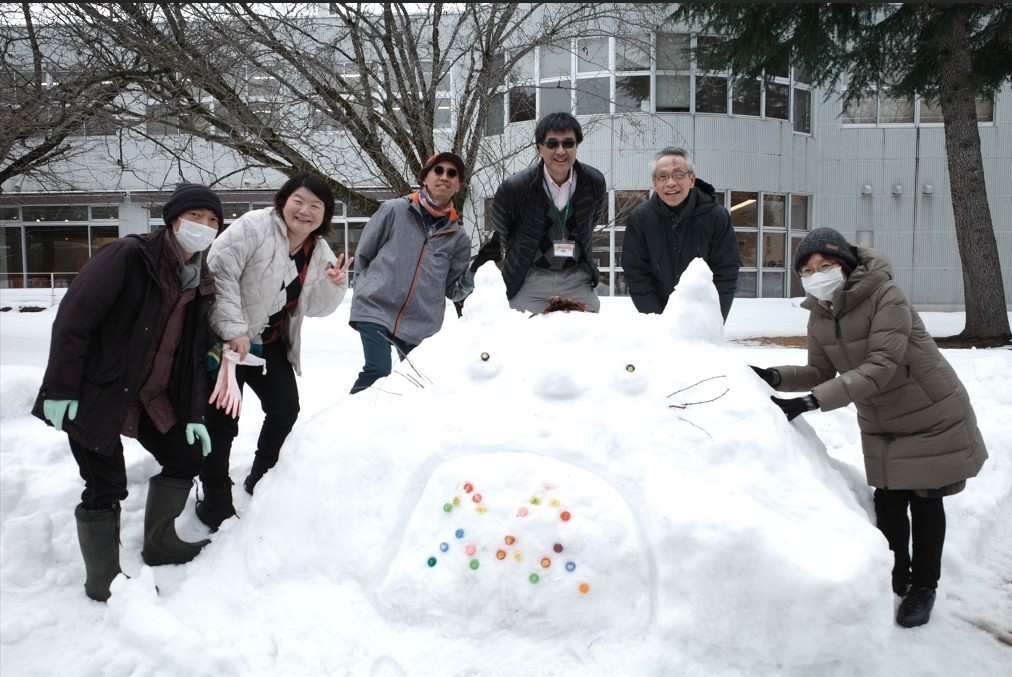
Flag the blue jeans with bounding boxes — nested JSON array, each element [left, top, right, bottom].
[[350, 322, 417, 394]]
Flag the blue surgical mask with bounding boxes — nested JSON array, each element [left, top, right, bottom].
[[174, 218, 217, 253], [802, 266, 845, 301]]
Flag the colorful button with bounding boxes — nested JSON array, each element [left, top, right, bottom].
[[439, 542, 449, 552], [529, 573, 540, 584], [443, 503, 453, 513], [565, 561, 576, 572], [465, 544, 476, 556], [513, 552, 524, 562], [452, 496, 461, 506], [481, 353, 490, 361], [541, 557, 551, 568], [518, 507, 528, 517], [626, 364, 635, 372], [579, 583, 590, 594], [560, 511, 571, 522], [550, 498, 560, 507], [463, 483, 473, 493], [553, 543, 563, 553], [469, 559, 480, 570], [504, 535, 516, 545], [455, 528, 464, 538], [496, 550, 506, 560], [472, 493, 482, 503], [427, 557, 437, 567], [530, 496, 540, 505]]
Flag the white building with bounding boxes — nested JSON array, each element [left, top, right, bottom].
[[2, 8, 1009, 309]]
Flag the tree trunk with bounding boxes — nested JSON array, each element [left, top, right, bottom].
[[937, 10, 1011, 342]]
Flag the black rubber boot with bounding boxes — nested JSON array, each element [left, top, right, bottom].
[[141, 475, 211, 566], [75, 504, 122, 602], [195, 480, 237, 532]]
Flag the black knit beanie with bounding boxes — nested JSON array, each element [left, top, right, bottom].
[[162, 183, 225, 229], [793, 227, 859, 274]]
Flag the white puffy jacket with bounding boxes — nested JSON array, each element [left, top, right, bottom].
[[208, 207, 346, 374]]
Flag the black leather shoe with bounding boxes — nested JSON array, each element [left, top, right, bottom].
[[896, 586, 936, 628]]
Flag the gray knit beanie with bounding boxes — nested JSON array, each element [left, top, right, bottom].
[[162, 183, 225, 229], [792, 227, 859, 274]]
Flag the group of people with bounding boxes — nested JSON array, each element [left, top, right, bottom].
[[34, 111, 987, 632]]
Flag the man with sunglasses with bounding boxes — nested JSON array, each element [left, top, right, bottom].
[[621, 147, 740, 321], [491, 112, 607, 313], [347, 151, 476, 393]]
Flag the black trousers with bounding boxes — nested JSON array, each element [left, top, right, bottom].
[[70, 410, 203, 510], [199, 340, 300, 486], [873, 488, 946, 590]]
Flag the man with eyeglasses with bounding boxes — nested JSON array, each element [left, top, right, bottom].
[[621, 147, 740, 321], [491, 112, 607, 313], [348, 151, 476, 393]]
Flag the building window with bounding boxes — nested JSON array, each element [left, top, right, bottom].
[[730, 191, 810, 299], [844, 90, 994, 126]]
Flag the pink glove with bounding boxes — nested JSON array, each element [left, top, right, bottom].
[[208, 356, 242, 418]]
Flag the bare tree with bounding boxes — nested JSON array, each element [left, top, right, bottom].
[[51, 2, 660, 216], [0, 3, 142, 190]]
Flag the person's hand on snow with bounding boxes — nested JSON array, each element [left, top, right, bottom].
[[470, 232, 502, 273], [326, 253, 354, 285], [43, 399, 78, 431], [750, 365, 781, 388], [771, 394, 819, 421], [185, 423, 212, 457]]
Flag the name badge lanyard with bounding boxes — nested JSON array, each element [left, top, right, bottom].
[[543, 176, 573, 241]]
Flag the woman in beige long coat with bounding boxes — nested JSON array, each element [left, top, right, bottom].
[[749, 227, 988, 630]]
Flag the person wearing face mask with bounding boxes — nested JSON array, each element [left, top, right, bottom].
[[347, 152, 477, 394], [194, 173, 352, 530], [749, 227, 988, 629], [32, 183, 226, 601]]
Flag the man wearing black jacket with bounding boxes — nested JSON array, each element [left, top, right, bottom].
[[491, 112, 607, 313], [621, 147, 740, 321]]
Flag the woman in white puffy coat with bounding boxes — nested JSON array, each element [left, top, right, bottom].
[[195, 173, 352, 529]]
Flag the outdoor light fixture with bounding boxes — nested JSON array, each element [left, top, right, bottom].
[[892, 183, 903, 195], [922, 183, 934, 195], [861, 184, 873, 195]]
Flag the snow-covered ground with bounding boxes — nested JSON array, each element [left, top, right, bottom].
[[1, 263, 1010, 677]]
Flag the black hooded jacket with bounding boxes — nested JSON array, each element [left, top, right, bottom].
[[621, 178, 740, 319]]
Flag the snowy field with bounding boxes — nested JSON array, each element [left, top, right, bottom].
[[1, 263, 1010, 677]]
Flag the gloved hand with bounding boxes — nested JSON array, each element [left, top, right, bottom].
[[771, 394, 820, 422], [43, 399, 79, 432], [750, 365, 782, 388], [470, 232, 502, 273], [185, 423, 212, 457]]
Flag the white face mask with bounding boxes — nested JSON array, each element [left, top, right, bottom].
[[174, 218, 217, 253], [801, 266, 845, 301]]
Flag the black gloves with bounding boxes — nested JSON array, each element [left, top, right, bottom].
[[771, 394, 820, 422], [470, 232, 502, 273], [750, 365, 782, 388]]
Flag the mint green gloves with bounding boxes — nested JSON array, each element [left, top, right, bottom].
[[43, 399, 79, 432], [185, 423, 212, 457]]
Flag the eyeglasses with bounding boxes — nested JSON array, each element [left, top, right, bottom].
[[799, 262, 841, 278], [653, 172, 691, 182], [432, 165, 458, 178], [540, 139, 577, 150]]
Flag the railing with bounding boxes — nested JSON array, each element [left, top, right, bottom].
[[1, 273, 78, 307]]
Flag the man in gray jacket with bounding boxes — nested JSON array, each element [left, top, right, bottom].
[[348, 152, 476, 393]]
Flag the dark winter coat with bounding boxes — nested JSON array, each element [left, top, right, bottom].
[[491, 160, 607, 299], [774, 247, 988, 491], [621, 181, 740, 319], [31, 227, 215, 455]]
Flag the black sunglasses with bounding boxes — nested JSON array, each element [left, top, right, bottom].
[[432, 165, 459, 178], [541, 139, 577, 150]]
